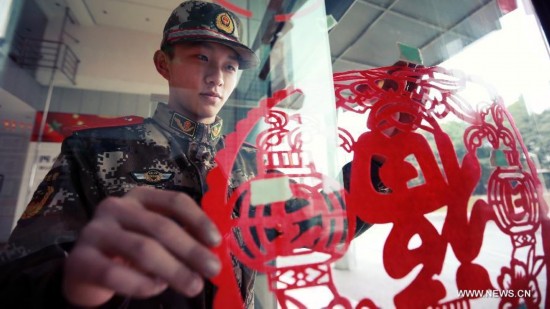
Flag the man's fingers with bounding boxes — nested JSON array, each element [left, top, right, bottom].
[[63, 245, 168, 307], [64, 187, 223, 306], [94, 196, 221, 279], [82, 215, 213, 296], [125, 187, 222, 246]]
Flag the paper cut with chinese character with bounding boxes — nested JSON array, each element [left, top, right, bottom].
[[335, 62, 548, 308]]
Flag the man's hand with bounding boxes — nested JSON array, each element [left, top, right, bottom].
[[62, 186, 222, 307]]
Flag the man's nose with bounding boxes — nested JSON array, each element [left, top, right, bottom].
[[205, 65, 224, 87]]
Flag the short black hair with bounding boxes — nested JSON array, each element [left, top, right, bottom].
[[161, 44, 175, 59]]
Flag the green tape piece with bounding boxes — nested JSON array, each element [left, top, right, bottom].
[[326, 14, 338, 31], [250, 176, 292, 205], [398, 42, 423, 65]]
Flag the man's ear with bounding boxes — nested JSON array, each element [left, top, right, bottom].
[[154, 50, 170, 80]]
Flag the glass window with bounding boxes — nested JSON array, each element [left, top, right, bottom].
[[1, 0, 549, 308]]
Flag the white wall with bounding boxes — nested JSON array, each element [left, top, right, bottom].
[[37, 18, 168, 95], [48, 87, 153, 117], [0, 89, 35, 242]]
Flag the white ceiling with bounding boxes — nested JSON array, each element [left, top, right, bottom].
[[82, 0, 180, 33], [329, 0, 502, 72], [25, 0, 505, 98], [36, 0, 185, 30]]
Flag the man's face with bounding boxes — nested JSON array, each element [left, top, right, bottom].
[[161, 42, 240, 124]]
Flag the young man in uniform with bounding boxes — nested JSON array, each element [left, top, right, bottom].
[[0, 1, 260, 308]]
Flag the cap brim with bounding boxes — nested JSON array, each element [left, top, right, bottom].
[[168, 37, 259, 70]]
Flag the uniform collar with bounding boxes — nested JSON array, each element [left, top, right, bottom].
[[152, 103, 223, 145]]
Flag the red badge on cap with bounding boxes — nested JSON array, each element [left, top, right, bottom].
[[216, 12, 235, 34]]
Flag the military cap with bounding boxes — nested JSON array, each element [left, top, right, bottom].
[[161, 0, 259, 69]]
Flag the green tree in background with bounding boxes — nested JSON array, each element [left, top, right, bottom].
[[508, 96, 550, 169], [406, 95, 550, 195], [437, 120, 492, 195]]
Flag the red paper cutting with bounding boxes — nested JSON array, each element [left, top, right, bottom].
[[214, 0, 253, 18], [203, 88, 353, 308], [203, 62, 549, 308], [274, 0, 324, 22], [335, 62, 548, 308], [213, 0, 323, 22]]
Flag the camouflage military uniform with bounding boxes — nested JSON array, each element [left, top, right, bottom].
[[0, 103, 257, 308]]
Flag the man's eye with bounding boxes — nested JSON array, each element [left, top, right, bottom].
[[227, 64, 237, 72], [197, 54, 208, 61]]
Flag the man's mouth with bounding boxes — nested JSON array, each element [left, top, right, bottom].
[[200, 92, 222, 99]]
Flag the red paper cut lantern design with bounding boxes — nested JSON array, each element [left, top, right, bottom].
[[274, 0, 324, 22], [214, 0, 253, 18], [334, 62, 549, 308], [203, 89, 353, 308], [213, 0, 323, 22]]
